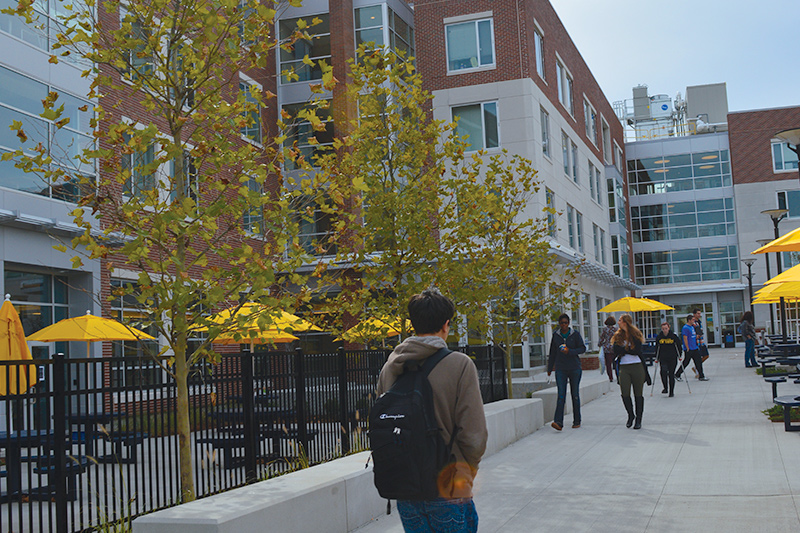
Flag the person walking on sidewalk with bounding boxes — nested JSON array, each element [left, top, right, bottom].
[[676, 314, 709, 382], [740, 311, 757, 368], [375, 290, 488, 532], [547, 314, 586, 431], [655, 322, 682, 397], [599, 316, 618, 383], [694, 308, 710, 367], [612, 314, 651, 429]]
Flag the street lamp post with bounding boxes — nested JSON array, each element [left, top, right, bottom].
[[742, 258, 756, 318], [762, 208, 790, 340], [756, 238, 776, 334]]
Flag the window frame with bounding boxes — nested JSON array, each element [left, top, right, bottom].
[[533, 23, 545, 81], [239, 74, 263, 145], [452, 101, 499, 152], [772, 140, 799, 173], [540, 106, 550, 159], [444, 16, 495, 73], [555, 56, 574, 115], [584, 98, 598, 146]]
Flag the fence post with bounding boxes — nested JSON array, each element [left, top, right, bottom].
[[293, 347, 308, 460], [52, 353, 68, 533], [337, 347, 350, 455], [487, 344, 495, 401], [241, 348, 257, 483]]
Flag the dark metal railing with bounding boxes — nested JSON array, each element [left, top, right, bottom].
[[0, 344, 505, 533]]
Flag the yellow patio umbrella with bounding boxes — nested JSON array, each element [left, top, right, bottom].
[[752, 282, 800, 304], [196, 303, 313, 350], [598, 297, 673, 313], [26, 310, 156, 357], [0, 297, 36, 394], [340, 317, 413, 343], [751, 226, 800, 255], [762, 263, 800, 285]]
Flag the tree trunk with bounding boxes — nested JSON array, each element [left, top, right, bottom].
[[174, 349, 196, 502]]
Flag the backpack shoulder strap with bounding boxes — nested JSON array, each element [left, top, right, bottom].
[[420, 347, 451, 377]]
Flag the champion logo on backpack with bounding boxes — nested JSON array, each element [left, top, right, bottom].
[[369, 347, 458, 501]]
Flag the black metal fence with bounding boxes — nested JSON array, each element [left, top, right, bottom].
[[0, 345, 505, 533]]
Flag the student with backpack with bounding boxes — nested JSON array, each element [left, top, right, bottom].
[[372, 290, 488, 532], [547, 313, 587, 431]]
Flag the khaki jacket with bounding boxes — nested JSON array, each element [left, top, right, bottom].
[[376, 335, 488, 499]]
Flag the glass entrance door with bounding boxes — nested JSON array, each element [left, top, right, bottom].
[[673, 303, 715, 344]]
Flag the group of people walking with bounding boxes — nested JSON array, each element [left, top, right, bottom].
[[547, 310, 712, 432]]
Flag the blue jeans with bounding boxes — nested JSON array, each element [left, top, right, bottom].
[[744, 338, 756, 367], [397, 498, 478, 533], [554, 368, 582, 426]]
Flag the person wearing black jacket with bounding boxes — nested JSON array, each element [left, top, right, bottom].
[[655, 322, 682, 397], [612, 314, 651, 429], [547, 314, 586, 431]]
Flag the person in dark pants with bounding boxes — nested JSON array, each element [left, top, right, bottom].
[[599, 316, 618, 383], [547, 314, 586, 431], [655, 322, 682, 397], [612, 314, 651, 429], [676, 314, 709, 381], [740, 311, 757, 367]]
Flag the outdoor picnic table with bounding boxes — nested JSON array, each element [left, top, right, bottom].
[[771, 344, 800, 357], [0, 429, 56, 502], [774, 395, 800, 432], [67, 411, 126, 459]]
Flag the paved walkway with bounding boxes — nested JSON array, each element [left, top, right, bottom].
[[355, 347, 800, 532]]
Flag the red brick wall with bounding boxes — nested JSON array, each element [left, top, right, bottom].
[[728, 106, 800, 184]]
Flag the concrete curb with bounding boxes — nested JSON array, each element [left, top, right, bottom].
[[133, 398, 544, 533]]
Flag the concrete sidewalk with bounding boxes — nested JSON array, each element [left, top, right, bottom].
[[355, 346, 800, 532]]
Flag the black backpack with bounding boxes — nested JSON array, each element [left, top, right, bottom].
[[369, 347, 456, 501]]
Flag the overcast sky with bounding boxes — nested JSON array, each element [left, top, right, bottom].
[[548, 0, 800, 113]]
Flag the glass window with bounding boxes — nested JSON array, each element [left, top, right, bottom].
[[389, 9, 414, 60], [773, 141, 799, 172], [571, 142, 578, 183], [534, 28, 544, 79], [355, 5, 384, 49], [121, 132, 156, 199], [169, 150, 198, 203], [575, 210, 583, 252], [561, 131, 569, 176], [566, 204, 575, 248], [283, 100, 334, 169], [446, 18, 494, 72], [556, 60, 573, 114], [583, 99, 597, 145], [279, 14, 331, 83], [239, 80, 262, 143], [110, 279, 162, 387], [778, 190, 800, 218], [294, 197, 336, 256], [242, 176, 263, 234], [588, 161, 595, 198], [546, 188, 555, 237], [453, 102, 498, 152], [540, 107, 550, 158]]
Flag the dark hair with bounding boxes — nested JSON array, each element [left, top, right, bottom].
[[558, 313, 570, 324], [692, 308, 701, 315], [686, 314, 694, 322], [661, 321, 671, 328], [604, 316, 616, 326], [742, 311, 754, 323], [408, 289, 455, 335]]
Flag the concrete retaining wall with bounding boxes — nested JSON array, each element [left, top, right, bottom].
[[133, 398, 543, 533]]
